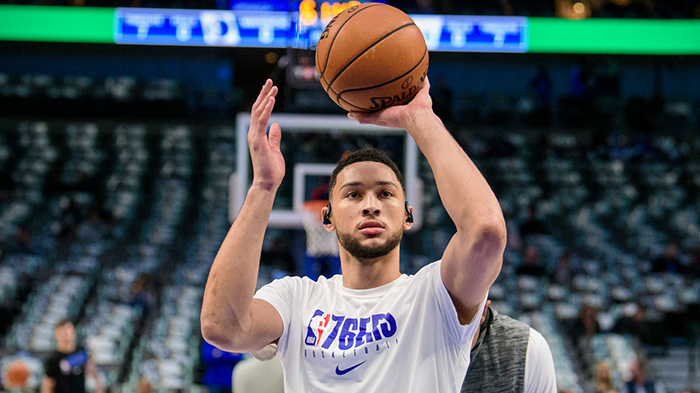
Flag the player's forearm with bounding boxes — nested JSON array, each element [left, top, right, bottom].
[[201, 185, 276, 347], [405, 110, 505, 235]]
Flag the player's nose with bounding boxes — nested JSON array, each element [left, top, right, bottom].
[[361, 193, 380, 216]]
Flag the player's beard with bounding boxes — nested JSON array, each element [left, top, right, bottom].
[[336, 227, 402, 261]]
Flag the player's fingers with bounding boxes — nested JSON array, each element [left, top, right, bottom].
[[258, 96, 276, 128], [269, 123, 282, 151], [252, 79, 273, 113], [347, 112, 375, 125]]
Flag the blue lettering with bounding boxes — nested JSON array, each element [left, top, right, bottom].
[[379, 313, 397, 338], [355, 317, 373, 347], [321, 315, 345, 349], [371, 314, 384, 341], [338, 318, 358, 350]]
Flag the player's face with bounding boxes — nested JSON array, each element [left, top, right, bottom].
[[54, 323, 76, 348], [329, 161, 410, 260]]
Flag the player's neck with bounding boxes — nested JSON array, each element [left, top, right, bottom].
[[339, 248, 401, 290]]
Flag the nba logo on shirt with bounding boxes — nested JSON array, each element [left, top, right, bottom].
[[305, 310, 330, 346]]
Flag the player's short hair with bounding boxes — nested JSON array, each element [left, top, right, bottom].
[[329, 148, 405, 199], [54, 319, 74, 329]]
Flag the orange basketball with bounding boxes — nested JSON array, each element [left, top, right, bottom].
[[315, 3, 429, 112], [5, 360, 30, 388]]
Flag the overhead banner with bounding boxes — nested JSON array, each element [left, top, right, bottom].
[[113, 8, 528, 52], [114, 8, 293, 47], [412, 15, 527, 52], [1, 5, 700, 54]]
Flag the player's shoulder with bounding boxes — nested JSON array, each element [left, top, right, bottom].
[[527, 327, 548, 348], [277, 273, 342, 289], [412, 259, 442, 278]]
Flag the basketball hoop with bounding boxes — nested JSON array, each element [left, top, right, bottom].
[[301, 200, 339, 257]]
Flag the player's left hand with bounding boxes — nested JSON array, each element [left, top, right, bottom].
[[347, 76, 434, 129]]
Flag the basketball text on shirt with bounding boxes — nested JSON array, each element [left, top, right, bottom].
[[304, 309, 398, 351]]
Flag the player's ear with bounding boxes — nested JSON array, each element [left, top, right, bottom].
[[323, 203, 335, 232], [403, 204, 413, 230]]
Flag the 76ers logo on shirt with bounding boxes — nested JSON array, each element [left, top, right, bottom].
[[304, 309, 397, 350]]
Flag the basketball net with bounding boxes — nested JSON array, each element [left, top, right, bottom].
[[301, 200, 339, 257]]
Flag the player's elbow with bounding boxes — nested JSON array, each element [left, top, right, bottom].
[[472, 220, 507, 258], [201, 318, 236, 351]]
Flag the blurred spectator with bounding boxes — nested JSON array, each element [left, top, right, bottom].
[[552, 252, 574, 287], [571, 304, 601, 340], [652, 243, 684, 274], [201, 340, 244, 393], [504, 214, 523, 251], [595, 360, 618, 393], [42, 320, 104, 393], [520, 206, 549, 238], [622, 357, 666, 393], [57, 197, 82, 241], [129, 274, 155, 313], [137, 379, 154, 393], [612, 304, 657, 345], [516, 245, 546, 277], [569, 64, 594, 98], [76, 209, 108, 243], [261, 237, 296, 275]]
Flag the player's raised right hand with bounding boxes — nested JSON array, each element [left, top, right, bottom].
[[248, 79, 285, 192]]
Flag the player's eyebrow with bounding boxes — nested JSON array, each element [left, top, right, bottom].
[[340, 181, 398, 190]]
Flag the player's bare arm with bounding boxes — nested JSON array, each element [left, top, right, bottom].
[[201, 79, 285, 352], [348, 78, 506, 324]]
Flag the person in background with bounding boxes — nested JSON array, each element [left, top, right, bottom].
[[595, 360, 618, 393], [652, 243, 683, 274], [461, 301, 557, 393], [571, 304, 601, 342], [622, 357, 666, 393], [613, 303, 648, 338], [520, 206, 549, 238], [201, 339, 243, 393], [129, 273, 155, 314], [552, 252, 574, 287], [516, 246, 546, 278], [42, 320, 103, 393], [137, 378, 154, 393]]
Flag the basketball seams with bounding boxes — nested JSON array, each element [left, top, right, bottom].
[[336, 46, 428, 102], [318, 3, 386, 82], [326, 22, 417, 93], [327, 84, 371, 111]]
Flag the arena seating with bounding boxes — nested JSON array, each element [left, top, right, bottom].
[[1, 116, 699, 391]]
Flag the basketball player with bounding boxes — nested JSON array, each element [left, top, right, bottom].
[[462, 301, 557, 392], [42, 320, 103, 393], [201, 77, 506, 392], [246, 301, 558, 393]]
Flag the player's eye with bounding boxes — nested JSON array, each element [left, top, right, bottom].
[[346, 191, 359, 199], [381, 190, 393, 197]]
